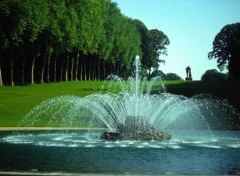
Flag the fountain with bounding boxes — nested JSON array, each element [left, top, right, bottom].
[[1, 55, 240, 175], [16, 56, 239, 135]]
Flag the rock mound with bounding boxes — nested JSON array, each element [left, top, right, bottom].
[[100, 116, 171, 141]]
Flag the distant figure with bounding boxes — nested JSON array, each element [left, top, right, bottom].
[[185, 66, 191, 78], [185, 66, 192, 80]]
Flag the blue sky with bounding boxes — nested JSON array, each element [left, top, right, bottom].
[[113, 0, 240, 80]]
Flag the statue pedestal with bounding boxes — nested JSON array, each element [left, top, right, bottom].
[[185, 77, 192, 81]]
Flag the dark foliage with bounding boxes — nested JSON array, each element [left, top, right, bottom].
[[201, 69, 227, 81], [208, 23, 240, 80]]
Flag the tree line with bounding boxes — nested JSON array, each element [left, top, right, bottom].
[[0, 0, 170, 86]]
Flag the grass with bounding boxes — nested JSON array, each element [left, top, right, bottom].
[[0, 80, 240, 127], [0, 81, 104, 127]]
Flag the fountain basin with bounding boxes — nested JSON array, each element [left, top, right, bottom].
[[1, 130, 240, 175]]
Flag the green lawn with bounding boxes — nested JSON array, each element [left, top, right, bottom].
[[0, 81, 105, 126], [0, 80, 239, 127]]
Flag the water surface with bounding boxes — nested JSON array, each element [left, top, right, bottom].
[[0, 130, 240, 175]]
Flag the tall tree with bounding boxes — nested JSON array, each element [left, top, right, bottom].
[[208, 23, 240, 80], [73, 0, 106, 80], [132, 19, 152, 74], [132, 20, 169, 79], [0, 0, 145, 84], [0, 0, 28, 85], [149, 29, 170, 67], [23, 0, 49, 84]]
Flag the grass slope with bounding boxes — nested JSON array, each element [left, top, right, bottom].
[[0, 80, 239, 127]]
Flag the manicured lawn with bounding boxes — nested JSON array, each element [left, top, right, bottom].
[[0, 80, 239, 127], [0, 81, 105, 127]]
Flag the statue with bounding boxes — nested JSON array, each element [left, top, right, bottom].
[[185, 66, 192, 80]]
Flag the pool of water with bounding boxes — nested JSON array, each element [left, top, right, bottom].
[[0, 130, 240, 175]]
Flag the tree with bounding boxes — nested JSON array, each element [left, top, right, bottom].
[[132, 20, 169, 80], [150, 69, 166, 80], [0, 0, 143, 85], [165, 73, 182, 80], [24, 0, 49, 84], [132, 20, 152, 76], [201, 69, 227, 81], [0, 0, 29, 86], [149, 29, 170, 67], [0, 50, 3, 85], [208, 23, 240, 80]]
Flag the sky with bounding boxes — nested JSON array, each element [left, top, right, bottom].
[[113, 0, 240, 80]]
